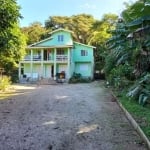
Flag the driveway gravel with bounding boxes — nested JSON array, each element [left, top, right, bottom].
[[0, 81, 147, 150]]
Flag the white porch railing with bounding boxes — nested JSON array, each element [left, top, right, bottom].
[[56, 55, 68, 62], [23, 55, 41, 61], [23, 55, 68, 62]]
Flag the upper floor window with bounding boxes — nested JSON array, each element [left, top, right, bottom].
[[81, 50, 88, 56], [58, 35, 64, 42], [57, 49, 65, 55]]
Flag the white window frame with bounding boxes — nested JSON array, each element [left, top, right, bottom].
[[58, 35, 64, 42], [81, 50, 88, 56]]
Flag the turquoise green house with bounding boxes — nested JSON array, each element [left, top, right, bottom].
[[19, 28, 95, 82]]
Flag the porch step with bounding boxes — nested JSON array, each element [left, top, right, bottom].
[[37, 78, 57, 85]]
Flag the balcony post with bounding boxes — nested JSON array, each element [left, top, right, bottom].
[[30, 49, 33, 80], [54, 48, 56, 80], [18, 62, 21, 81], [67, 48, 70, 79], [41, 49, 44, 78]]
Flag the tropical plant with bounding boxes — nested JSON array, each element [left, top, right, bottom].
[[127, 73, 150, 106], [105, 0, 150, 106]]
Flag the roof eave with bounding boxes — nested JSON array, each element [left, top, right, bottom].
[[74, 41, 96, 49], [27, 45, 73, 49]]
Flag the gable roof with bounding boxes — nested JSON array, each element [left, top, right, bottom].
[[27, 28, 95, 49], [27, 28, 74, 48]]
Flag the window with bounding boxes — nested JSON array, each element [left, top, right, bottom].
[[81, 50, 88, 56], [58, 35, 64, 42], [57, 49, 65, 55]]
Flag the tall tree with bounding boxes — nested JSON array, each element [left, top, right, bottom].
[[88, 13, 118, 72], [0, 0, 26, 81], [21, 22, 47, 45], [45, 14, 95, 44]]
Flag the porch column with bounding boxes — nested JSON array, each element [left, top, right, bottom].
[[30, 49, 33, 80], [41, 49, 44, 78], [67, 48, 71, 79], [54, 48, 56, 80], [18, 62, 21, 81]]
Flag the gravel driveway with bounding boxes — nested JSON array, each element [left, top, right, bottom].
[[0, 81, 147, 150]]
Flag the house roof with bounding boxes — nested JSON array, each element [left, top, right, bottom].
[[49, 28, 74, 34], [74, 41, 96, 49], [27, 28, 95, 49], [28, 37, 53, 47]]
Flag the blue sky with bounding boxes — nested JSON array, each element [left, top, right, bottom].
[[17, 0, 137, 27]]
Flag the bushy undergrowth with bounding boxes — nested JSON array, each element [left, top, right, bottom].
[[126, 73, 150, 106], [0, 76, 11, 91], [69, 72, 92, 83]]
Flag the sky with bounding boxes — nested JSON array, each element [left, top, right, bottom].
[[17, 0, 137, 27]]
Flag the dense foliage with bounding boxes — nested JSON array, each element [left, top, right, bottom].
[[0, 76, 11, 91], [21, 22, 47, 45], [45, 14, 95, 44], [0, 0, 26, 82], [105, 0, 150, 106]]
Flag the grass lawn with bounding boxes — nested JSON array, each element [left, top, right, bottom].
[[0, 84, 36, 100], [117, 94, 150, 139], [0, 91, 18, 100]]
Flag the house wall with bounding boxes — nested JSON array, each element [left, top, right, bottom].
[[75, 62, 92, 77], [24, 63, 41, 78], [24, 64, 30, 73], [44, 64, 51, 78], [72, 43, 94, 62]]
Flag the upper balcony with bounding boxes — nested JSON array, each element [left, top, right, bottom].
[[21, 48, 69, 63]]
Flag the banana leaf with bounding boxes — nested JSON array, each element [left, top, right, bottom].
[[127, 15, 150, 28]]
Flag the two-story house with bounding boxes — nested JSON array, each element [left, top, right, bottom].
[[19, 28, 95, 82]]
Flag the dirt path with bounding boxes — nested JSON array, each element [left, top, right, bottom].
[[0, 81, 147, 150]]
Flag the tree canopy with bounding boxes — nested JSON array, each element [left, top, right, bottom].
[[21, 22, 47, 45], [0, 0, 26, 81], [45, 14, 95, 43]]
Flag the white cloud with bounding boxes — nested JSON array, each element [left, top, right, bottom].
[[80, 3, 97, 10]]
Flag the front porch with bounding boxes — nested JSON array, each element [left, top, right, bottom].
[[19, 62, 69, 83], [19, 47, 71, 83]]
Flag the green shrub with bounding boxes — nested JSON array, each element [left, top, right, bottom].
[[107, 63, 133, 89], [69, 72, 92, 83], [0, 76, 11, 91]]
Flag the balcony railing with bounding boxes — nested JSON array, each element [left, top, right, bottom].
[[56, 55, 68, 62], [23, 55, 41, 61], [23, 55, 68, 62]]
